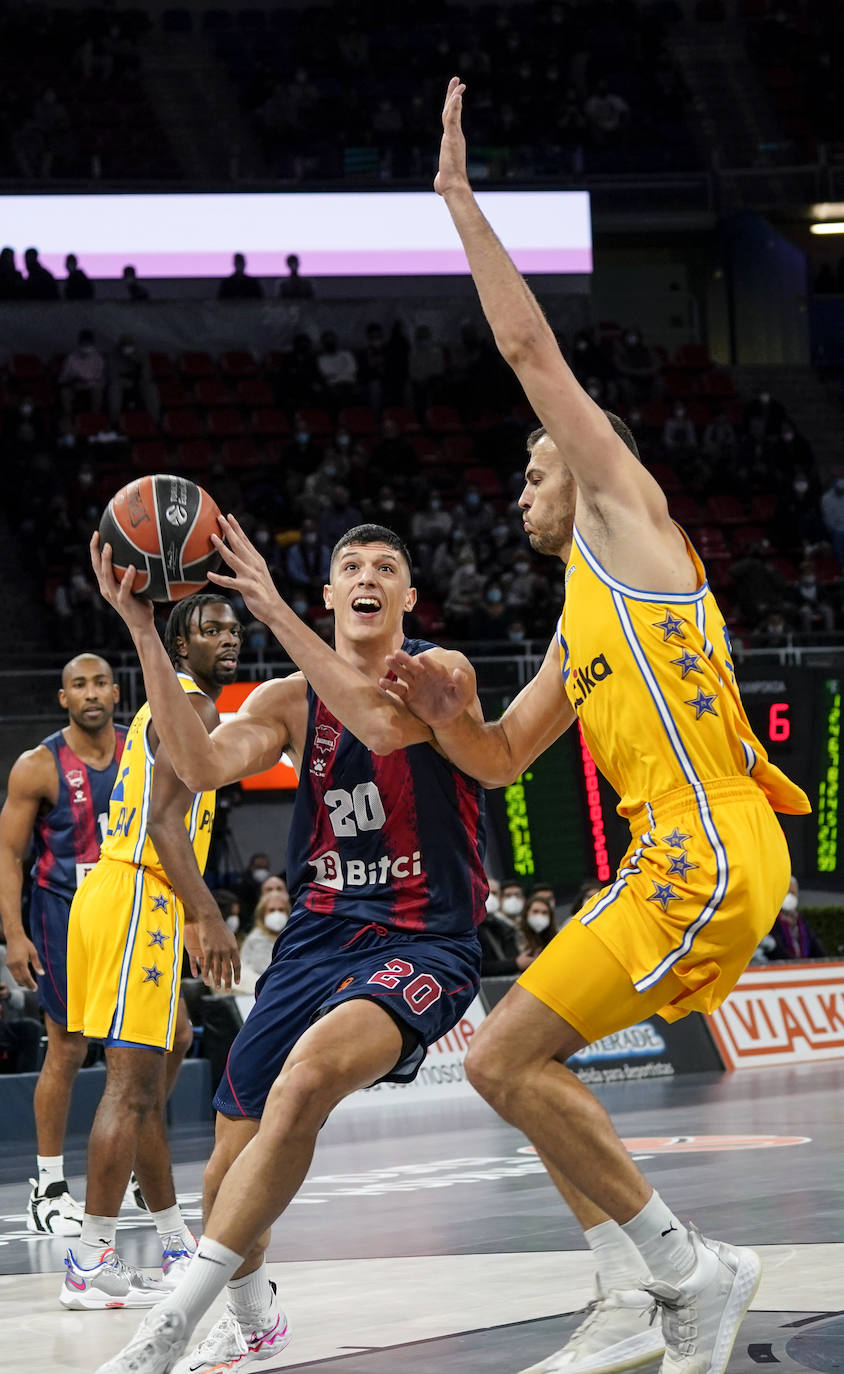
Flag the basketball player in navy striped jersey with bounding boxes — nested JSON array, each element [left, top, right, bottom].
[[89, 519, 486, 1374]]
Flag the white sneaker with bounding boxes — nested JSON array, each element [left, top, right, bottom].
[[122, 1172, 149, 1212], [26, 1178, 83, 1236], [94, 1305, 188, 1374], [519, 1285, 663, 1374], [170, 1282, 291, 1373], [644, 1227, 762, 1374], [160, 1231, 197, 1288], [60, 1247, 169, 1310]]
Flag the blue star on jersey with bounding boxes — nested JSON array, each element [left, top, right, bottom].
[[653, 610, 686, 642], [141, 963, 163, 986], [685, 688, 718, 720], [666, 852, 699, 880], [671, 651, 703, 679], [647, 880, 681, 911], [662, 828, 691, 849], [147, 928, 168, 948], [151, 894, 169, 913]]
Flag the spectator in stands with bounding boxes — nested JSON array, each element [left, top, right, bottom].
[[769, 877, 826, 961], [445, 545, 486, 630], [358, 321, 388, 417], [302, 444, 350, 515], [746, 387, 786, 438], [584, 78, 630, 146], [286, 518, 331, 599], [411, 492, 453, 550], [730, 540, 788, 628], [478, 879, 533, 976], [468, 581, 509, 642], [499, 880, 526, 926], [58, 328, 105, 417], [318, 485, 363, 550], [122, 264, 150, 301], [278, 253, 314, 299], [282, 414, 323, 476], [23, 247, 59, 301], [505, 552, 544, 619], [213, 889, 243, 937], [662, 401, 697, 451], [454, 485, 494, 542], [370, 418, 417, 491], [217, 252, 263, 300], [384, 320, 411, 407], [107, 333, 159, 426], [316, 329, 358, 405], [751, 608, 794, 649], [371, 484, 411, 540], [821, 473, 844, 567], [571, 877, 603, 915], [237, 853, 274, 927], [408, 323, 447, 416], [239, 889, 291, 991], [794, 561, 835, 635], [282, 335, 322, 408], [776, 471, 825, 551], [570, 329, 614, 391], [63, 254, 94, 300], [612, 327, 659, 402], [516, 895, 558, 961], [702, 408, 737, 461], [0, 247, 24, 299]]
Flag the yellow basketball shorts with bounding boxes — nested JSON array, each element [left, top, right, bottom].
[[520, 777, 792, 1043], [67, 857, 184, 1051]]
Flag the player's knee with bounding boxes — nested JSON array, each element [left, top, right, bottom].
[[266, 1056, 339, 1125], [464, 1036, 509, 1108], [45, 1030, 88, 1072]]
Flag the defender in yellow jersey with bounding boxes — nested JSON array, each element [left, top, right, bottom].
[[381, 79, 813, 1374], [62, 595, 241, 1313]]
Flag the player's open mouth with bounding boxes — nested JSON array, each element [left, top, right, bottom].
[[351, 597, 382, 617], [217, 655, 238, 668]]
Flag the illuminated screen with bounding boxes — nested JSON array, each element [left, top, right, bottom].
[[0, 190, 592, 278], [216, 682, 298, 791]]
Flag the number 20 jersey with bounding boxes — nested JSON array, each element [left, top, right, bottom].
[[286, 639, 488, 937]]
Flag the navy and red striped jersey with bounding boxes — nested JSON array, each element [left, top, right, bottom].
[[286, 639, 487, 936], [31, 726, 128, 897]]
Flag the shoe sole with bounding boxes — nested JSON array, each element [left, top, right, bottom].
[[171, 1326, 293, 1374], [27, 1215, 82, 1237], [519, 1333, 664, 1374], [707, 1247, 762, 1374], [60, 1284, 167, 1311]]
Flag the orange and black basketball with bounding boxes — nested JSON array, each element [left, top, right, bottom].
[[99, 475, 223, 602]]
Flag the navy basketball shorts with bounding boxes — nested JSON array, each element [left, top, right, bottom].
[[214, 909, 481, 1120], [28, 885, 73, 1025]]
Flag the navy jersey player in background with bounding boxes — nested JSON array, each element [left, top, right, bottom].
[[90, 519, 487, 1374], [0, 654, 126, 1234]]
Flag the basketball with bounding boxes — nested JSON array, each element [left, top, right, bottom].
[[98, 474, 223, 602]]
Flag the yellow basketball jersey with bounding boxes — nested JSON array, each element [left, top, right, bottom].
[[100, 673, 216, 880], [559, 524, 810, 822]]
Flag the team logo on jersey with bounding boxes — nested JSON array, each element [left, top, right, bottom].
[[311, 723, 340, 776], [65, 768, 87, 804], [571, 653, 613, 709], [565, 563, 576, 585]]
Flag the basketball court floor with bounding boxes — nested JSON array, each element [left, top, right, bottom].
[[1, 1064, 842, 1373]]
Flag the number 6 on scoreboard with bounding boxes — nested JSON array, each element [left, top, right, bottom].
[[367, 959, 443, 1014]]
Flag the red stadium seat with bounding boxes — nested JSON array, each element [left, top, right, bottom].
[[195, 378, 234, 407], [149, 351, 177, 380], [297, 407, 333, 436], [730, 524, 767, 555], [220, 350, 258, 378], [252, 408, 291, 438], [221, 437, 258, 468], [120, 411, 159, 440], [10, 353, 45, 380], [131, 441, 169, 472], [76, 410, 111, 436], [156, 379, 192, 409], [705, 494, 747, 525], [338, 406, 377, 436], [176, 439, 214, 471], [383, 406, 420, 433], [442, 434, 476, 464], [180, 351, 217, 379], [463, 465, 504, 497], [163, 409, 204, 439], [668, 493, 703, 526], [674, 344, 713, 370], [208, 408, 243, 438], [425, 405, 463, 434], [235, 378, 275, 408]]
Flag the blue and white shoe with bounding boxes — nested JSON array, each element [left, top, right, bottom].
[[60, 1247, 167, 1310]]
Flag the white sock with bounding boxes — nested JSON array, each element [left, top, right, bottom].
[[36, 1155, 66, 1191], [163, 1234, 244, 1333], [621, 1190, 696, 1283], [228, 1261, 275, 1325], [585, 1219, 651, 1291], [78, 1214, 118, 1266], [152, 1203, 190, 1243]]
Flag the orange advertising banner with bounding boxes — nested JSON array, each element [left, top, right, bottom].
[[216, 682, 299, 790], [708, 962, 844, 1070]]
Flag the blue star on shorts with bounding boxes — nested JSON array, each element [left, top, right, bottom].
[[670, 651, 703, 679], [666, 852, 699, 880], [685, 688, 718, 719], [147, 928, 168, 948], [647, 880, 681, 912], [653, 610, 686, 642], [151, 894, 169, 913], [662, 828, 691, 849], [141, 963, 163, 986]]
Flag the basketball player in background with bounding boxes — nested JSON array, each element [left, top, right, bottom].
[[88, 521, 486, 1374], [378, 79, 812, 1374], [0, 655, 135, 1234], [60, 596, 241, 1311]]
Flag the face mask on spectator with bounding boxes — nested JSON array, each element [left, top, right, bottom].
[[430, 497, 442, 511], [513, 560, 530, 576], [507, 628, 525, 643], [225, 915, 240, 933], [781, 892, 798, 914], [794, 479, 809, 495], [323, 463, 337, 479], [255, 530, 270, 545], [20, 401, 34, 417], [303, 531, 318, 545], [296, 430, 309, 445], [465, 493, 481, 510], [251, 866, 270, 883], [487, 588, 503, 604], [485, 892, 500, 915], [264, 910, 288, 933], [381, 499, 396, 512], [527, 912, 551, 933], [501, 895, 524, 917], [336, 433, 350, 448]]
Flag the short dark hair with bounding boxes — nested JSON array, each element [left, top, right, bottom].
[[527, 410, 640, 461], [164, 593, 235, 666], [330, 524, 413, 580]]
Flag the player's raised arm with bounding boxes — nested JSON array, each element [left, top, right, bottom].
[[383, 637, 575, 788], [91, 533, 287, 791], [434, 78, 661, 522]]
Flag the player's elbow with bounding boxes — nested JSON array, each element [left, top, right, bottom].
[[497, 328, 542, 369]]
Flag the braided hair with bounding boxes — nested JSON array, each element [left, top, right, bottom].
[[163, 593, 229, 666]]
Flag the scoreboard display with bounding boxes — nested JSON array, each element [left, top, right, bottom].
[[486, 669, 841, 895]]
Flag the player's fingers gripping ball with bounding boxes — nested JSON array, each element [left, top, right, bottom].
[[99, 474, 222, 602]]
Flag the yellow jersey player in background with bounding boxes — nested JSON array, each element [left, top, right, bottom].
[[384, 79, 812, 1374], [61, 594, 242, 1313]]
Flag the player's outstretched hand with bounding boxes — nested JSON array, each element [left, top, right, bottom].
[[90, 531, 155, 633], [191, 903, 241, 993], [381, 648, 476, 729], [434, 76, 470, 198], [208, 513, 281, 627]]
